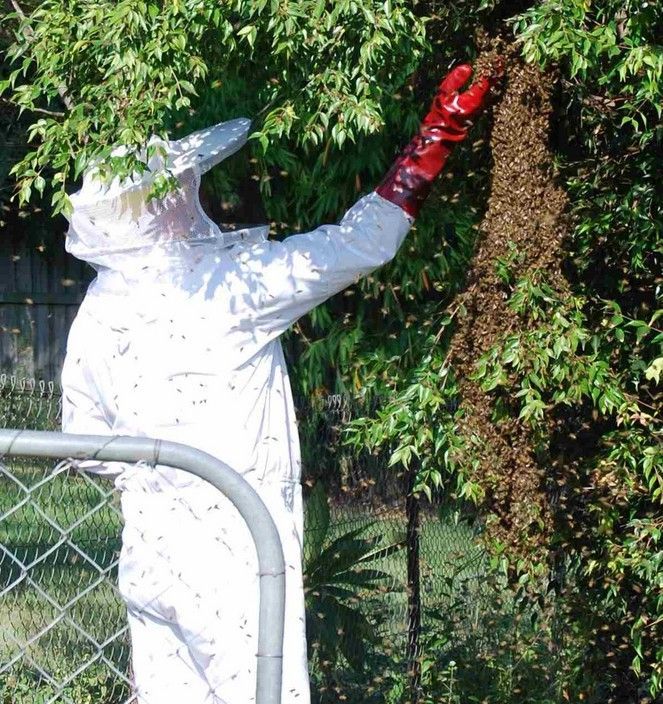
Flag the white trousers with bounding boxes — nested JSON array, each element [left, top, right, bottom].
[[117, 474, 310, 704]]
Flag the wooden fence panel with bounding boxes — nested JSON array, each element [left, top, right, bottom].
[[0, 232, 91, 380]]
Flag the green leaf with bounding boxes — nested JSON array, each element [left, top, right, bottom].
[[645, 357, 663, 385]]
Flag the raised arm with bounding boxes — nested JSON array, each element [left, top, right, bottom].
[[235, 64, 496, 342]]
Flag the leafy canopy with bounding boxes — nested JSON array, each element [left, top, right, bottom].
[[1, 0, 426, 218]]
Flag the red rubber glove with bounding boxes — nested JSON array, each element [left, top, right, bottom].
[[375, 64, 493, 218]]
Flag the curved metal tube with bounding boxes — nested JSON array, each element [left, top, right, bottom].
[[0, 429, 285, 704]]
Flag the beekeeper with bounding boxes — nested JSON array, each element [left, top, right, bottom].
[[61, 64, 493, 704]]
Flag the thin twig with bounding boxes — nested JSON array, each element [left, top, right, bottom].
[[0, 96, 65, 117]]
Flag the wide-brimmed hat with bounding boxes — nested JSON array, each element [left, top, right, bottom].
[[64, 118, 258, 271], [69, 117, 252, 207]]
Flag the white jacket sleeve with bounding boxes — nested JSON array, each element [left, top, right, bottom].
[[61, 313, 123, 478], [237, 192, 412, 338]]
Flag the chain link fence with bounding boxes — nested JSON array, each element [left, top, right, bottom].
[[1, 455, 129, 703], [1, 375, 494, 703], [0, 377, 131, 702]]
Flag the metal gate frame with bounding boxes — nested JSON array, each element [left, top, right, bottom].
[[0, 429, 286, 704]]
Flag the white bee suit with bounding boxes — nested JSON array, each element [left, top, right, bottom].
[[61, 118, 412, 704]]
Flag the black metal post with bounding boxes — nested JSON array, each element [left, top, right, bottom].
[[405, 463, 422, 703]]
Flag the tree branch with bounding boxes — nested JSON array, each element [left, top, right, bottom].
[[0, 96, 66, 117]]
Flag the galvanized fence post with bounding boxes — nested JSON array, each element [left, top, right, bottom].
[[0, 429, 286, 704]]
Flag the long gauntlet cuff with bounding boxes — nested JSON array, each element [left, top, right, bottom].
[[375, 64, 493, 218]]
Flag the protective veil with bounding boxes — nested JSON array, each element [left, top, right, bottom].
[[61, 118, 412, 703]]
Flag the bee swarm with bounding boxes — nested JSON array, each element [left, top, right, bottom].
[[449, 39, 570, 563]]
